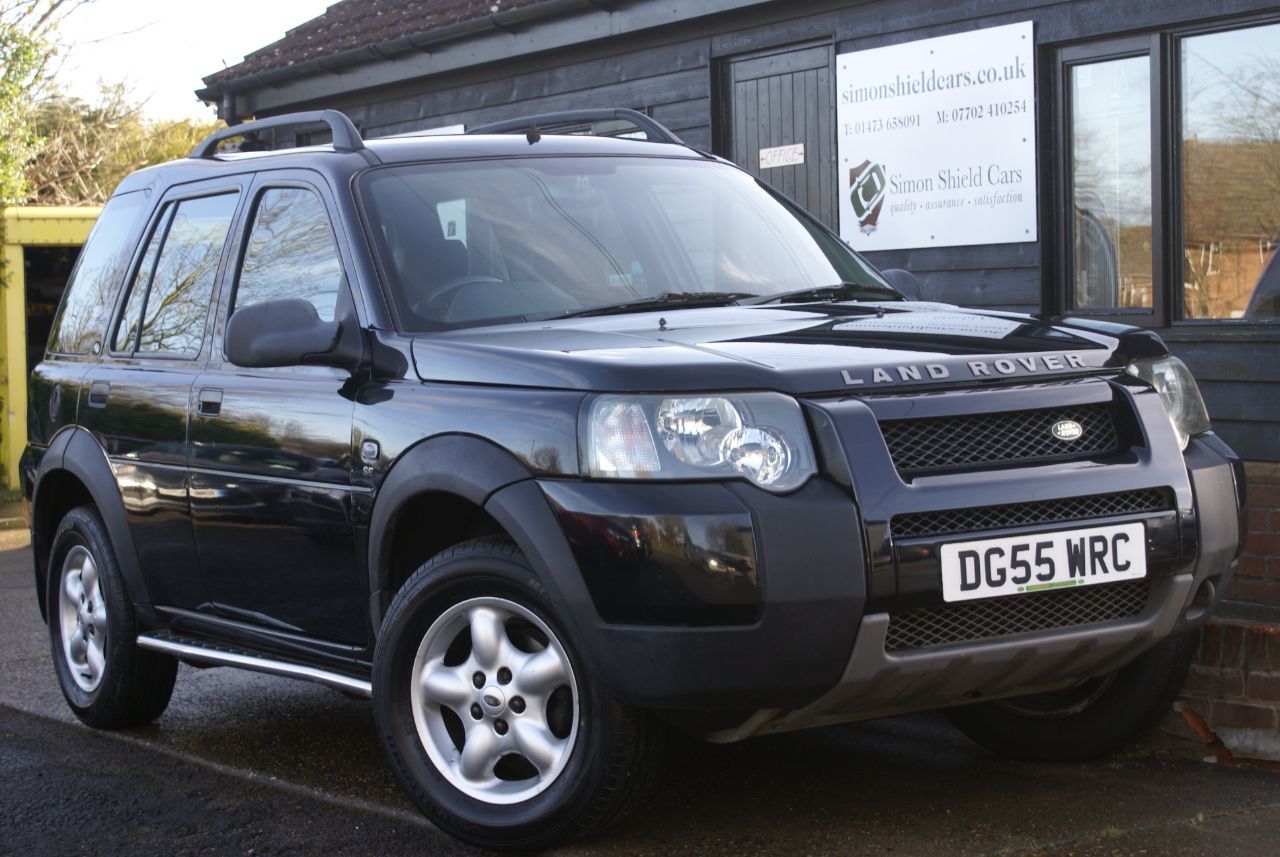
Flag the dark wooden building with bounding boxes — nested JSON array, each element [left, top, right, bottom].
[[199, 0, 1280, 636]]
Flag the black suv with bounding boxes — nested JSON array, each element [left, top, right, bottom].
[[24, 109, 1244, 849]]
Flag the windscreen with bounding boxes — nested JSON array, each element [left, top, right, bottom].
[[359, 156, 888, 329]]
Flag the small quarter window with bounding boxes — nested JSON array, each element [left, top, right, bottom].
[[49, 191, 149, 355], [114, 193, 239, 357], [234, 187, 343, 321]]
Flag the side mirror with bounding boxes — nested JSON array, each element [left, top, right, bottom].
[[225, 299, 361, 369], [880, 268, 923, 301]]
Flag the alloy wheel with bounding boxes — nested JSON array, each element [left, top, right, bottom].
[[58, 545, 108, 692], [409, 596, 580, 804]]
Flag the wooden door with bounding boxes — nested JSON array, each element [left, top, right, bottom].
[[722, 43, 836, 228]]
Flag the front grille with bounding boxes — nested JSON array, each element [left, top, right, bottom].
[[884, 579, 1150, 651], [879, 403, 1121, 475], [892, 489, 1173, 540]]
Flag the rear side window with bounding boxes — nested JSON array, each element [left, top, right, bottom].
[[48, 191, 150, 355], [233, 187, 342, 321], [113, 193, 239, 357]]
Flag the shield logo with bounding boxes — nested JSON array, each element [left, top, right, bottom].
[[849, 160, 887, 235]]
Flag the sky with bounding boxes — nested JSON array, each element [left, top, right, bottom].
[[53, 0, 336, 121]]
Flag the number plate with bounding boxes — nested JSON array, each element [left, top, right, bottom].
[[940, 522, 1146, 603]]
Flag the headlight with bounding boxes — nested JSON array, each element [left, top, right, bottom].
[[583, 393, 816, 492], [1126, 356, 1210, 450]]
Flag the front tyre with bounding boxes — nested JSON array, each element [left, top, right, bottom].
[[373, 537, 661, 850], [46, 505, 177, 728], [946, 632, 1195, 762]]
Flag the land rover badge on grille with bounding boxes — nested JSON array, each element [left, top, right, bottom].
[[1051, 419, 1084, 441]]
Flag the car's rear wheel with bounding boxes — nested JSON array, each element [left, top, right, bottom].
[[945, 631, 1195, 762], [47, 505, 177, 728], [373, 537, 661, 850]]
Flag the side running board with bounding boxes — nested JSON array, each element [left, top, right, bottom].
[[136, 633, 372, 698]]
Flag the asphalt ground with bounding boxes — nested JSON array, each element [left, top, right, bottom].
[[4, 527, 1280, 856]]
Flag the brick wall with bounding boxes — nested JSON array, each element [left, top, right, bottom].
[[1174, 461, 1280, 762], [1224, 462, 1280, 617], [1179, 621, 1280, 760]]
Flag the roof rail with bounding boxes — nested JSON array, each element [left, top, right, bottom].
[[190, 109, 365, 158], [466, 108, 684, 145]]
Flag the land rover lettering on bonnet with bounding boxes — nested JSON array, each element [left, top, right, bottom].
[[840, 350, 1092, 386], [22, 109, 1244, 850]]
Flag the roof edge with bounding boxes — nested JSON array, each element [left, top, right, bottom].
[[196, 0, 781, 122], [197, 0, 597, 106]]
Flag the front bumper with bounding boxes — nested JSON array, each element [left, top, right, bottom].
[[485, 385, 1243, 735], [520, 478, 867, 712], [757, 431, 1241, 736], [766, 572, 1195, 734]]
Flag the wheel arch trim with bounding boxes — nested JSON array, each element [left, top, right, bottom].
[[366, 434, 534, 631], [31, 427, 151, 616]]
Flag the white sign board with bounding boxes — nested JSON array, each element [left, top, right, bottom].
[[759, 143, 805, 170], [836, 21, 1037, 251]]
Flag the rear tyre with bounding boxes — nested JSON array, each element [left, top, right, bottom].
[[946, 632, 1195, 762], [46, 505, 178, 728], [373, 537, 662, 850]]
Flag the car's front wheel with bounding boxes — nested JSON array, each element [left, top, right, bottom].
[[373, 537, 661, 850], [946, 632, 1195, 762]]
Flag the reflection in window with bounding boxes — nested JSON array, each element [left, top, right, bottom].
[[362, 158, 880, 329], [649, 184, 716, 288], [235, 187, 342, 320], [114, 195, 237, 356], [135, 194, 238, 355], [1071, 56, 1152, 310], [50, 191, 149, 355], [114, 206, 171, 352], [1181, 23, 1280, 320]]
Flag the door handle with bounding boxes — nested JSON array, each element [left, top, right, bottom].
[[197, 387, 223, 417], [87, 381, 110, 408]]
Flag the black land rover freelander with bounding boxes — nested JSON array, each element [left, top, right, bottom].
[[24, 110, 1244, 849]]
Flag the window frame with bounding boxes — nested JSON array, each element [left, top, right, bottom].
[[108, 183, 245, 361], [111, 203, 176, 356], [1167, 13, 1280, 327], [214, 173, 356, 368], [1050, 13, 1280, 329], [1052, 35, 1165, 326]]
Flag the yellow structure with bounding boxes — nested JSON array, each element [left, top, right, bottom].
[[1, 206, 101, 490]]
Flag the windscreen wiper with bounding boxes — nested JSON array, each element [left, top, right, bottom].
[[553, 291, 759, 319], [748, 281, 903, 305]]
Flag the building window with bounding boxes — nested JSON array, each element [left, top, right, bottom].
[[1056, 18, 1280, 324], [1180, 22, 1280, 320], [1070, 55, 1152, 311]]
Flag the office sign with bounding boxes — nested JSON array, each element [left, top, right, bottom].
[[759, 143, 805, 169], [836, 21, 1037, 250]]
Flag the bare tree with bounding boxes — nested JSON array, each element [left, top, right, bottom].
[[0, 1, 84, 202], [25, 83, 219, 205]]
